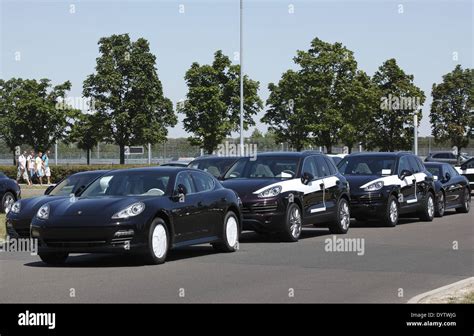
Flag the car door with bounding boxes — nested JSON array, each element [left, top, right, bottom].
[[397, 156, 417, 208], [459, 158, 474, 189], [445, 164, 465, 206], [322, 156, 340, 213], [300, 156, 326, 221], [190, 171, 221, 238], [170, 171, 201, 242], [409, 156, 427, 204]]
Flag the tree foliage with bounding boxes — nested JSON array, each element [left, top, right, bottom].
[[430, 65, 473, 162], [179, 50, 263, 154], [83, 34, 176, 164]]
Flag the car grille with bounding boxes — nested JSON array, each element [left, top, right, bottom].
[[6, 227, 30, 239], [242, 202, 278, 214]]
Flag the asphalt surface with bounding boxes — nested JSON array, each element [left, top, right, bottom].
[[0, 210, 472, 303]]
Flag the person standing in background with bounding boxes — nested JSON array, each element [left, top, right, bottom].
[[43, 150, 52, 185], [16, 151, 31, 185], [27, 150, 36, 184], [36, 151, 44, 186]]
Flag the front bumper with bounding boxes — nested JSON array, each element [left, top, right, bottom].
[[31, 219, 146, 254], [6, 215, 32, 238], [240, 196, 287, 232], [349, 191, 388, 217]]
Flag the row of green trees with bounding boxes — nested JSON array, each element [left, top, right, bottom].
[[0, 34, 472, 165]]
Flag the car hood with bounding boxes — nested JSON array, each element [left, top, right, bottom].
[[48, 196, 143, 218], [343, 175, 385, 190], [221, 178, 284, 197], [15, 196, 65, 218]]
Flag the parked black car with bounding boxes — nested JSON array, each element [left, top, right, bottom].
[[0, 172, 21, 213], [455, 157, 474, 192], [31, 167, 242, 265], [424, 162, 470, 217], [337, 152, 436, 226], [424, 151, 469, 165], [188, 156, 241, 179], [6, 170, 108, 238], [221, 151, 351, 242]]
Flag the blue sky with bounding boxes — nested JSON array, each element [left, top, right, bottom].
[[1, 0, 472, 138]]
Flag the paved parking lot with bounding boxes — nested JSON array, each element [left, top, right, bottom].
[[0, 211, 472, 303]]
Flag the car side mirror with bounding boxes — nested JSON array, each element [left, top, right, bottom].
[[444, 172, 451, 182], [460, 164, 467, 171], [301, 172, 314, 185], [399, 169, 413, 180], [74, 185, 86, 196], [44, 185, 55, 195]]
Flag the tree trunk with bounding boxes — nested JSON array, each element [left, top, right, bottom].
[[119, 144, 125, 165], [86, 149, 91, 165], [347, 144, 353, 154], [326, 144, 332, 154], [12, 150, 16, 166]]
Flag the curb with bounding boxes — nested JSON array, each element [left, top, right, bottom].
[[407, 277, 474, 303]]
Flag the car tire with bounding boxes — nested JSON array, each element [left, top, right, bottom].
[[419, 192, 435, 221], [382, 195, 399, 227], [39, 252, 68, 265], [1, 191, 15, 213], [328, 197, 350, 234], [279, 203, 302, 242], [144, 218, 169, 265], [456, 188, 471, 213], [435, 192, 445, 217], [212, 211, 239, 253]]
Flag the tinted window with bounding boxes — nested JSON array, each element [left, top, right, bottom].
[[302, 157, 318, 177], [188, 158, 237, 178], [398, 156, 412, 174], [315, 156, 331, 177], [324, 157, 338, 175], [338, 156, 396, 176], [330, 156, 343, 166], [466, 159, 474, 169], [224, 157, 299, 179], [433, 153, 447, 159], [426, 166, 442, 179], [82, 171, 170, 197], [50, 174, 101, 196], [174, 172, 196, 195], [192, 172, 215, 192], [408, 156, 421, 173]]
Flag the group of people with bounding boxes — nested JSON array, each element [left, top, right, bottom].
[[17, 150, 52, 186]]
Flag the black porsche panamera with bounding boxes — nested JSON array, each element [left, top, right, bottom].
[[31, 167, 242, 265]]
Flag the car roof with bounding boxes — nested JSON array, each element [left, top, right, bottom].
[[347, 152, 411, 158], [192, 156, 241, 161], [424, 162, 447, 167], [103, 166, 193, 174], [72, 170, 110, 176]]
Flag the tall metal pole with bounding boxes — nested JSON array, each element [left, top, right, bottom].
[[55, 141, 58, 166], [239, 0, 244, 156], [414, 113, 418, 155]]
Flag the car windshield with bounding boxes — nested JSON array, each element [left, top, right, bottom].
[[188, 158, 238, 178], [81, 171, 172, 197], [224, 157, 299, 179], [338, 156, 396, 176], [49, 174, 101, 196], [426, 166, 442, 179]]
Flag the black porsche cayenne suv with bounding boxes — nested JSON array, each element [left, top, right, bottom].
[[337, 152, 436, 226], [221, 151, 351, 242]]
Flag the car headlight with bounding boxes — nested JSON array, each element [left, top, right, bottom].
[[364, 181, 384, 191], [10, 201, 21, 214], [36, 204, 50, 220], [258, 186, 282, 198], [112, 202, 145, 219]]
